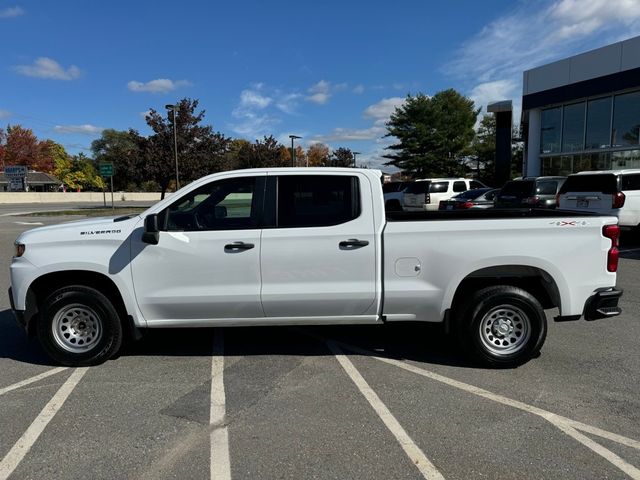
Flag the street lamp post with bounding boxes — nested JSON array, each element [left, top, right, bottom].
[[165, 104, 180, 190], [289, 135, 302, 167], [352, 151, 361, 168]]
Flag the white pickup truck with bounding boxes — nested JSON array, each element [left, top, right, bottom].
[[9, 168, 623, 367]]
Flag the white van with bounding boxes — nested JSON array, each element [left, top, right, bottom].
[[403, 178, 486, 211], [557, 169, 640, 228]]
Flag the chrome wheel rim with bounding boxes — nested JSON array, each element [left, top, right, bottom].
[[51, 304, 103, 353], [479, 305, 531, 356]]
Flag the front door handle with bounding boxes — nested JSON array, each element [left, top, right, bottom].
[[224, 241, 255, 252], [339, 239, 369, 250]]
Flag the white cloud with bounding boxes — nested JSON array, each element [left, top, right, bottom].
[[54, 124, 104, 135], [275, 92, 302, 114], [127, 78, 191, 93], [239, 89, 272, 109], [363, 97, 405, 125], [469, 79, 520, 114], [14, 57, 81, 80], [307, 80, 332, 104], [313, 126, 387, 143], [445, 0, 640, 114], [0, 6, 24, 18], [353, 84, 365, 94], [139, 110, 152, 119], [0, 109, 11, 119], [313, 97, 405, 143]]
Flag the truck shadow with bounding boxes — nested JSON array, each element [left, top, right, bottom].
[[0, 309, 56, 366], [122, 323, 473, 368], [0, 308, 472, 368]]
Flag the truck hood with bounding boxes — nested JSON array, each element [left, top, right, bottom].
[[16, 215, 142, 245]]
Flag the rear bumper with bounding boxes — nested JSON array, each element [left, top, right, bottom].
[[554, 287, 623, 322], [584, 288, 623, 321]]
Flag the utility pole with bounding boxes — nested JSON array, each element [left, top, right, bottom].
[[289, 135, 302, 167]]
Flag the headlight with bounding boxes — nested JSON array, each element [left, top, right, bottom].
[[14, 243, 25, 258]]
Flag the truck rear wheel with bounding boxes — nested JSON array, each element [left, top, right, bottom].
[[37, 286, 123, 367], [457, 285, 547, 367]]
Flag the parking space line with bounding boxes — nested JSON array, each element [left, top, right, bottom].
[[352, 351, 640, 478], [327, 341, 445, 480], [0, 367, 88, 480], [0, 367, 68, 397], [210, 330, 231, 480], [553, 420, 640, 479]]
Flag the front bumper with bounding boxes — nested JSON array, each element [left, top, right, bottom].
[[8, 287, 27, 330]]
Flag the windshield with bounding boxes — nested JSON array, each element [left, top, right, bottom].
[[559, 174, 618, 194], [404, 182, 431, 194], [500, 180, 534, 196]]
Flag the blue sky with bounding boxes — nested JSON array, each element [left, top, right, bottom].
[[1, 0, 640, 170]]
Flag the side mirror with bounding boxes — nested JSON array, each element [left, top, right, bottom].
[[142, 214, 160, 245]]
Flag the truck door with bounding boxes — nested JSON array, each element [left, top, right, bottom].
[[130, 174, 265, 323], [260, 173, 378, 319]]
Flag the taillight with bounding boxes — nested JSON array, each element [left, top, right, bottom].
[[460, 201, 474, 209], [438, 201, 446, 210], [612, 191, 625, 209], [425, 193, 431, 204], [603, 224, 620, 272], [525, 196, 540, 205], [555, 193, 560, 206]]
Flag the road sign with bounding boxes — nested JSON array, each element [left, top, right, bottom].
[[4, 165, 28, 178], [99, 163, 114, 177]]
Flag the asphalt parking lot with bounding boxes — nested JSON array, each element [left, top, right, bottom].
[[0, 205, 639, 480]]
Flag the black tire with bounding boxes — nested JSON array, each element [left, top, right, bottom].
[[37, 286, 123, 367], [455, 285, 547, 367]]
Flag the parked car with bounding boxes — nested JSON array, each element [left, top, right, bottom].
[[439, 188, 499, 210], [557, 169, 640, 228], [403, 178, 486, 211], [383, 181, 410, 211], [10, 168, 622, 368], [495, 176, 566, 209]]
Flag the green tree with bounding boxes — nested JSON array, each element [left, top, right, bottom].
[[471, 114, 496, 182], [91, 129, 141, 191], [140, 98, 230, 198], [384, 89, 478, 178], [44, 140, 73, 184], [64, 153, 104, 191], [471, 115, 524, 184], [235, 136, 288, 169], [329, 147, 354, 167]]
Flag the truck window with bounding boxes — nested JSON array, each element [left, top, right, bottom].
[[164, 176, 258, 231], [536, 181, 558, 195], [277, 175, 360, 228], [559, 174, 618, 193], [429, 181, 449, 193], [622, 174, 640, 191], [453, 181, 467, 192]]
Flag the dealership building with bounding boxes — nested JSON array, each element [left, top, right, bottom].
[[522, 35, 640, 177]]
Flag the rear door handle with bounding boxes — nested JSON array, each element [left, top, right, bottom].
[[224, 241, 255, 252], [339, 239, 369, 250]]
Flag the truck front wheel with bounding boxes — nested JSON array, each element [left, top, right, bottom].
[[457, 285, 547, 367], [37, 286, 123, 367]]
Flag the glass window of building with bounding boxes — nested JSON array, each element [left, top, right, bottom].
[[612, 150, 640, 170], [612, 91, 640, 147], [562, 102, 585, 152], [585, 97, 612, 150], [540, 107, 561, 154]]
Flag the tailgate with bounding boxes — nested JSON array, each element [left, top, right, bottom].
[[559, 191, 613, 213]]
